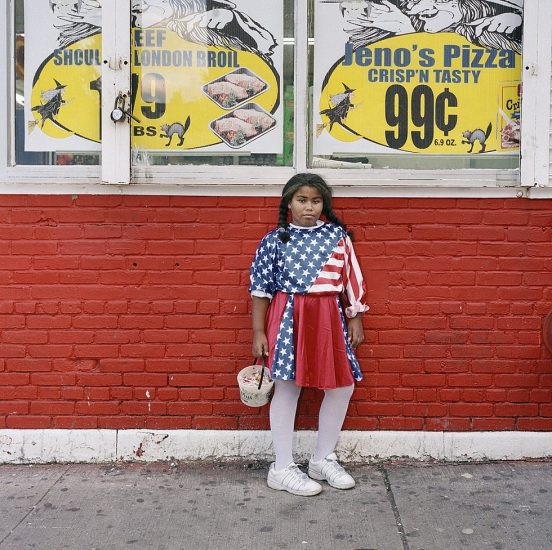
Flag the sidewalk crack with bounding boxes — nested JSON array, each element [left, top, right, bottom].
[[380, 463, 410, 550], [0, 464, 71, 548]]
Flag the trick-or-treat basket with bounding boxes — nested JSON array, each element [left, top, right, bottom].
[[237, 358, 274, 407]]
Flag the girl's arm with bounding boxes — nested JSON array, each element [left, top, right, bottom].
[[251, 296, 270, 357], [342, 234, 368, 349]]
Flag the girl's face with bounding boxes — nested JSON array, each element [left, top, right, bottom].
[[288, 185, 324, 227]]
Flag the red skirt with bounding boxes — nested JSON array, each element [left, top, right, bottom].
[[265, 292, 354, 389]]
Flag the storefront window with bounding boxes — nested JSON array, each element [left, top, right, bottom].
[[310, 0, 523, 171], [130, 0, 294, 169], [6, 0, 535, 183], [15, 0, 292, 169], [15, 0, 101, 166]]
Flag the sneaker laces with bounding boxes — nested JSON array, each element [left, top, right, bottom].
[[281, 464, 311, 491], [319, 456, 349, 484]]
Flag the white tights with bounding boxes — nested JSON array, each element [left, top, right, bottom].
[[269, 380, 355, 470]]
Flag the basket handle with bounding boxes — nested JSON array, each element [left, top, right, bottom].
[[255, 355, 267, 391]]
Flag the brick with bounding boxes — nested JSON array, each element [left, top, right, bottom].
[[447, 374, 493, 388], [75, 402, 120, 415], [119, 344, 166, 358], [448, 403, 493, 417], [156, 387, 179, 401], [5, 359, 51, 372], [0, 386, 37, 399], [402, 374, 446, 387], [401, 317, 447, 330], [403, 346, 449, 358], [0, 402, 29, 414], [461, 389, 486, 402], [507, 389, 531, 402], [98, 417, 146, 429], [6, 416, 52, 428], [192, 416, 237, 429], [73, 345, 120, 358], [496, 346, 541, 359], [123, 374, 167, 386], [110, 387, 134, 400], [48, 330, 94, 344], [517, 418, 552, 430], [449, 317, 494, 330], [472, 418, 515, 430], [379, 417, 424, 430], [477, 272, 523, 286], [494, 404, 539, 417], [403, 403, 447, 417], [378, 360, 423, 373], [121, 402, 167, 415], [425, 331, 468, 344], [469, 331, 514, 344], [30, 401, 75, 415], [0, 314, 25, 330], [415, 389, 438, 401], [201, 388, 225, 400], [0, 373, 30, 385], [494, 374, 541, 388], [54, 416, 99, 428], [167, 402, 213, 415], [145, 416, 192, 429], [169, 374, 213, 387], [77, 373, 122, 386], [450, 346, 494, 358]]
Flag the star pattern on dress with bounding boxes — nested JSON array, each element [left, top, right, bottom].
[[336, 296, 363, 381], [250, 223, 364, 383]]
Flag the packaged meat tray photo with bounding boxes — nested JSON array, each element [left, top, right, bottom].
[[202, 68, 268, 109], [209, 103, 277, 148]]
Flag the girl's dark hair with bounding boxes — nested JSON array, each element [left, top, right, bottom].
[[277, 173, 349, 243]]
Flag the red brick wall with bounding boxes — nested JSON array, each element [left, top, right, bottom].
[[0, 194, 551, 431]]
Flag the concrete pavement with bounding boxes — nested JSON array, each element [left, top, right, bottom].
[[0, 459, 551, 550]]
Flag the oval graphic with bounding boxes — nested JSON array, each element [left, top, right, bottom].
[[31, 31, 280, 150], [319, 33, 521, 155]]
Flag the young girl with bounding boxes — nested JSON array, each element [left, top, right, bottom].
[[249, 173, 368, 496]]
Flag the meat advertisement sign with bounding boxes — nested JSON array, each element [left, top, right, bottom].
[[25, 1, 283, 153], [313, 0, 523, 156]]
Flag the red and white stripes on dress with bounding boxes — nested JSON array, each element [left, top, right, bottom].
[[308, 235, 368, 318]]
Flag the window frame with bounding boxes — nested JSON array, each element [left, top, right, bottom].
[[0, 0, 550, 197]]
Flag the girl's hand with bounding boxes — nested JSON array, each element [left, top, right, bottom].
[[347, 315, 364, 349], [252, 331, 269, 358]]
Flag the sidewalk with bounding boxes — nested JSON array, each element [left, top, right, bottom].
[[0, 459, 551, 550]]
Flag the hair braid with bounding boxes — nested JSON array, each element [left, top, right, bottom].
[[277, 198, 290, 243]]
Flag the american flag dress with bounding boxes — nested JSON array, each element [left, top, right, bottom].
[[249, 222, 368, 389]]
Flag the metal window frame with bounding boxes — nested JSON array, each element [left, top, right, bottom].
[[102, 0, 131, 184], [0, 0, 547, 197], [520, 0, 552, 188]]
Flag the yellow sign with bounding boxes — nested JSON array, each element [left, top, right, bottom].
[[131, 28, 279, 150], [319, 33, 521, 155], [29, 29, 280, 151], [30, 34, 102, 143]]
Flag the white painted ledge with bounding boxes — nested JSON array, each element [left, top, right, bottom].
[[0, 430, 551, 464]]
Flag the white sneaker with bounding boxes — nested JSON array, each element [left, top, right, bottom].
[[308, 453, 355, 489], [267, 462, 323, 496]]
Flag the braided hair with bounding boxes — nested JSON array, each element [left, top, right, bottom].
[[277, 173, 349, 243]]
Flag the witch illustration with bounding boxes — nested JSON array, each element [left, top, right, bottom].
[[50, 0, 277, 64], [325, 0, 523, 53], [317, 83, 356, 136], [28, 79, 67, 133]]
